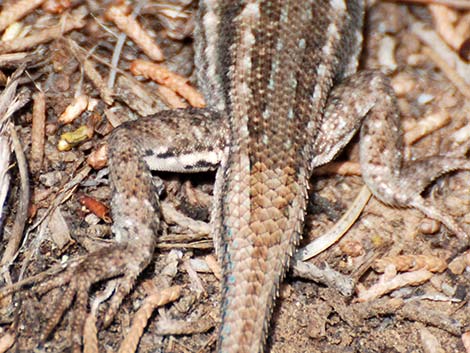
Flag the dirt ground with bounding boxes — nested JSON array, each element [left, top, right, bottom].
[[0, 1, 470, 352]]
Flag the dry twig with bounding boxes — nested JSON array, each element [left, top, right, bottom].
[[83, 58, 114, 105], [403, 111, 451, 145], [429, 4, 469, 50], [397, 301, 463, 335], [296, 185, 372, 261], [411, 21, 470, 98], [0, 75, 31, 270], [83, 312, 98, 353], [30, 91, 46, 173], [292, 260, 355, 296], [313, 161, 361, 176], [0, 11, 86, 54], [117, 286, 182, 353], [155, 316, 216, 336], [356, 268, 433, 302], [83, 286, 115, 353], [373, 254, 447, 273], [106, 4, 164, 62], [130, 59, 205, 108]]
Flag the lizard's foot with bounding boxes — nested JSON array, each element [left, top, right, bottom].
[[1, 243, 147, 352], [310, 70, 470, 240], [364, 155, 470, 241], [360, 108, 470, 241]]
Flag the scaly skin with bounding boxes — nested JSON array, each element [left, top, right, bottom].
[[198, 1, 365, 351], [4, 1, 470, 352]]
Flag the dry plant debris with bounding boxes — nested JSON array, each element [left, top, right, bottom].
[[58, 94, 89, 125], [356, 268, 434, 302], [78, 194, 112, 223], [105, 4, 165, 62], [117, 285, 182, 353], [0, 0, 46, 33], [30, 91, 46, 174], [372, 254, 448, 273], [130, 59, 206, 108], [0, 1, 469, 353]]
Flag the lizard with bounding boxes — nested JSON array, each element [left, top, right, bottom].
[[3, 1, 470, 352]]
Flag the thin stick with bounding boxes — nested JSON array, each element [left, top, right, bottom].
[[411, 21, 470, 99], [30, 91, 46, 173], [0, 11, 86, 54], [0, 81, 31, 268], [422, 46, 470, 99], [295, 185, 372, 261], [117, 286, 182, 353], [107, 0, 147, 89], [1, 124, 30, 268]]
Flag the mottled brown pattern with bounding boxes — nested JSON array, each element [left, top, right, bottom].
[[11, 1, 470, 352], [104, 0, 470, 353]]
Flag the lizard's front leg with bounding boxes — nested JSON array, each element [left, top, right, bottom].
[[2, 108, 228, 351], [105, 108, 228, 324]]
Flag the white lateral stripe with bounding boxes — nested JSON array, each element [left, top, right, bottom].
[[144, 150, 222, 172]]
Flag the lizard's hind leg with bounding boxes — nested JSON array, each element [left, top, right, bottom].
[[311, 69, 470, 241]]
